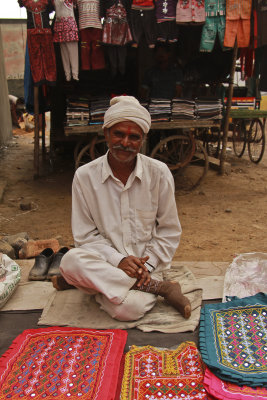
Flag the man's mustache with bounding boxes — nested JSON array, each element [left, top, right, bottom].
[[112, 145, 135, 152]]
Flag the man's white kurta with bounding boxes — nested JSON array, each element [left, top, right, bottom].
[[72, 152, 181, 271]]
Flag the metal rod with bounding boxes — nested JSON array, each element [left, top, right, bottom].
[[34, 85, 39, 178], [220, 40, 238, 174]]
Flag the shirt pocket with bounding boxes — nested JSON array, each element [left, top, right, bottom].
[[136, 209, 156, 242]]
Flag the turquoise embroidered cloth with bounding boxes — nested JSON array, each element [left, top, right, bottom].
[[199, 292, 267, 387]]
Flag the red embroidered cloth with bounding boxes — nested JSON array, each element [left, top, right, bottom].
[[0, 327, 127, 400], [120, 341, 214, 400]]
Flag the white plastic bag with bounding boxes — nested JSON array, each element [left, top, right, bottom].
[[223, 252, 267, 302], [0, 253, 21, 309]]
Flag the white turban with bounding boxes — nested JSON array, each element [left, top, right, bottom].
[[103, 96, 151, 134]]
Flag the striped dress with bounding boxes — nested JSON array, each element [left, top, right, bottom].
[[77, 0, 102, 29]]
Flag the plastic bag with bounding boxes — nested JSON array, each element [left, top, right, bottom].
[[222, 252, 267, 302], [0, 253, 21, 309]]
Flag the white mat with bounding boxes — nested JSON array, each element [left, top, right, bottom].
[[1, 282, 55, 311]]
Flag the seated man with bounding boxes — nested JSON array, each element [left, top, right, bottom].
[[53, 96, 191, 321]]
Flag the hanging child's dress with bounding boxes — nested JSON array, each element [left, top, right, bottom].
[[18, 0, 57, 85], [101, 0, 132, 75], [53, 0, 79, 81], [76, 0, 106, 70]]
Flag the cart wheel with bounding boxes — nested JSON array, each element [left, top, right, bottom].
[[90, 136, 108, 160], [74, 139, 92, 162], [150, 134, 195, 170], [75, 142, 92, 170], [232, 119, 247, 157], [174, 140, 209, 194], [203, 127, 221, 158], [248, 118, 265, 163]]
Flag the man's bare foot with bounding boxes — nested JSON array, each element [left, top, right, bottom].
[[51, 275, 75, 291]]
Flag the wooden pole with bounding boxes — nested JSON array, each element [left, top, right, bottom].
[[220, 41, 238, 175], [34, 85, 39, 178], [41, 112, 46, 156]]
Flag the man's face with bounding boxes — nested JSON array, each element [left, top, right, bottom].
[[104, 121, 144, 163]]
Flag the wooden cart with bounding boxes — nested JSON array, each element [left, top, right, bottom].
[[64, 119, 221, 193]]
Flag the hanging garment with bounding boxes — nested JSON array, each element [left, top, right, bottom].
[[18, 0, 57, 85], [155, 0, 178, 42], [77, 0, 103, 29], [77, 0, 105, 70], [156, 21, 179, 42], [131, 0, 154, 9], [176, 0, 205, 24], [53, 0, 79, 80], [130, 0, 157, 47], [102, 1, 132, 45], [199, 292, 267, 387], [80, 28, 106, 70], [130, 8, 157, 47], [200, 0, 226, 52], [102, 1, 132, 75], [104, 45, 128, 75], [53, 0, 79, 41], [224, 0, 252, 48], [155, 0, 177, 22]]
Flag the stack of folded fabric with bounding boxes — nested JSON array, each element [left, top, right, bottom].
[[172, 98, 195, 119], [227, 97, 256, 110], [199, 292, 267, 399], [195, 98, 223, 120], [89, 97, 110, 125], [65, 97, 90, 127], [148, 98, 172, 122]]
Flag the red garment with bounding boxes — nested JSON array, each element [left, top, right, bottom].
[[131, 0, 154, 9], [80, 28, 106, 70], [27, 29, 57, 85], [102, 2, 132, 45], [240, 47, 254, 78], [19, 0, 57, 85]]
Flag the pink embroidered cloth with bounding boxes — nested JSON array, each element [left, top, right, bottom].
[[204, 367, 267, 400]]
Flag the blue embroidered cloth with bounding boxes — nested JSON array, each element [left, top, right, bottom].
[[199, 292, 267, 387]]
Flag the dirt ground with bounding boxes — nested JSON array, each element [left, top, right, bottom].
[[1, 125, 267, 263]]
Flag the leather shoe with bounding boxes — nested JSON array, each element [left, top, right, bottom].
[[47, 247, 69, 280], [28, 248, 54, 281]]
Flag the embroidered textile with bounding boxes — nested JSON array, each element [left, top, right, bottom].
[[204, 367, 267, 400], [120, 341, 212, 400], [0, 327, 127, 399], [199, 293, 267, 388]]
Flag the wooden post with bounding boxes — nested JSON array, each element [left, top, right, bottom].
[[41, 112, 46, 156], [34, 85, 39, 178], [220, 41, 238, 175]]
